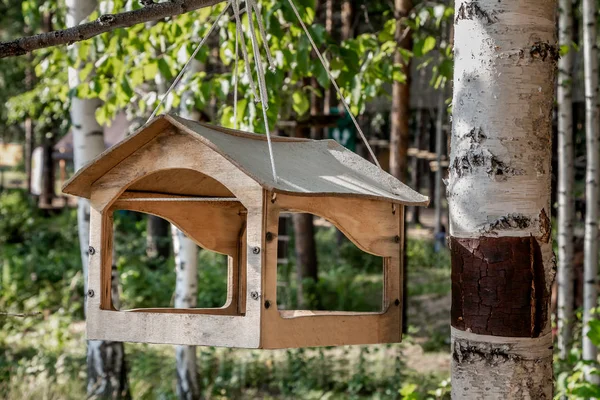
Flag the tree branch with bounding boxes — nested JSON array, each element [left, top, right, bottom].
[[0, 0, 226, 59]]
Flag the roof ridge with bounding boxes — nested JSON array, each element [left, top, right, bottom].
[[166, 114, 314, 143]]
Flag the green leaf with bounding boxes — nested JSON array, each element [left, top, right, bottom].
[[79, 63, 94, 82], [143, 62, 159, 81], [588, 320, 600, 346], [157, 58, 173, 81], [422, 36, 436, 55], [292, 90, 310, 116]]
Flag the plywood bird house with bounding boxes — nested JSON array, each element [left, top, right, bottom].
[[63, 114, 428, 349]]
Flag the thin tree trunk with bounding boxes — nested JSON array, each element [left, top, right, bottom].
[[172, 61, 202, 400], [66, 1, 129, 397], [341, 0, 354, 41], [146, 216, 171, 261], [24, 50, 34, 194], [433, 90, 445, 235], [389, 0, 412, 182], [293, 212, 318, 309], [40, 135, 55, 207], [324, 0, 335, 111], [557, 0, 575, 361], [449, 0, 556, 397], [582, 0, 600, 382], [172, 226, 200, 400]]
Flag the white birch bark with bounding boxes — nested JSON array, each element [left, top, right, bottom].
[[67, 1, 129, 397], [172, 226, 200, 400], [557, 0, 575, 361], [449, 0, 556, 397], [172, 62, 201, 400], [582, 0, 600, 381]]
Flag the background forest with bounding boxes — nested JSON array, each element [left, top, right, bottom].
[[0, 0, 597, 399]]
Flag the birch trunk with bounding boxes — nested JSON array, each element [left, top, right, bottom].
[[582, 0, 600, 381], [172, 62, 201, 400], [172, 226, 200, 400], [433, 89, 445, 235], [67, 1, 129, 398], [449, 0, 556, 397], [557, 0, 575, 361], [390, 0, 412, 182]]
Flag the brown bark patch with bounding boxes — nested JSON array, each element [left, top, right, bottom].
[[451, 236, 548, 337]]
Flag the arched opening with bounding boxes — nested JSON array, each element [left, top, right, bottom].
[[123, 168, 236, 198], [104, 168, 248, 315]]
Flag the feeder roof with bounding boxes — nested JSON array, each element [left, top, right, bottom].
[[63, 114, 429, 206]]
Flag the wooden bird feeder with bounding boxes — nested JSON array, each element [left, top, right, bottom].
[[63, 114, 428, 349]]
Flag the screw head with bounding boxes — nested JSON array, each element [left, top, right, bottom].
[[250, 291, 260, 300], [88, 246, 96, 255], [264, 300, 271, 309], [87, 290, 95, 298], [253, 247, 261, 254]]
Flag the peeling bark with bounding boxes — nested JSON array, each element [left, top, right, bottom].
[[449, 0, 556, 396], [451, 237, 548, 338]]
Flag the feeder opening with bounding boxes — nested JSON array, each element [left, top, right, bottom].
[[275, 212, 387, 315], [111, 212, 232, 310], [99, 168, 248, 316]]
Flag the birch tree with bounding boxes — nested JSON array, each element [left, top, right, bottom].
[[449, 0, 556, 397], [172, 61, 202, 400], [582, 0, 600, 381], [67, 0, 129, 397], [557, 0, 575, 361]]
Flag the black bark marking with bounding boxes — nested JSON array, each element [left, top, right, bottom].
[[451, 150, 522, 180], [456, 2, 499, 24], [451, 236, 548, 337], [465, 127, 487, 143], [530, 42, 559, 63], [482, 214, 532, 233], [86, 130, 104, 137], [88, 341, 131, 399], [453, 340, 521, 365]]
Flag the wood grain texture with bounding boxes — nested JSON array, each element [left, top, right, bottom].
[[111, 199, 245, 256]]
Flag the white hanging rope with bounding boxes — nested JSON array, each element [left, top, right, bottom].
[[233, 13, 240, 129], [286, 0, 382, 169], [246, 1, 278, 182], [249, 0, 276, 71], [148, 1, 232, 123], [232, 0, 259, 102]]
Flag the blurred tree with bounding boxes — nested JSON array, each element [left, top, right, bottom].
[[582, 0, 600, 384], [557, 0, 575, 361], [66, 0, 130, 397]]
